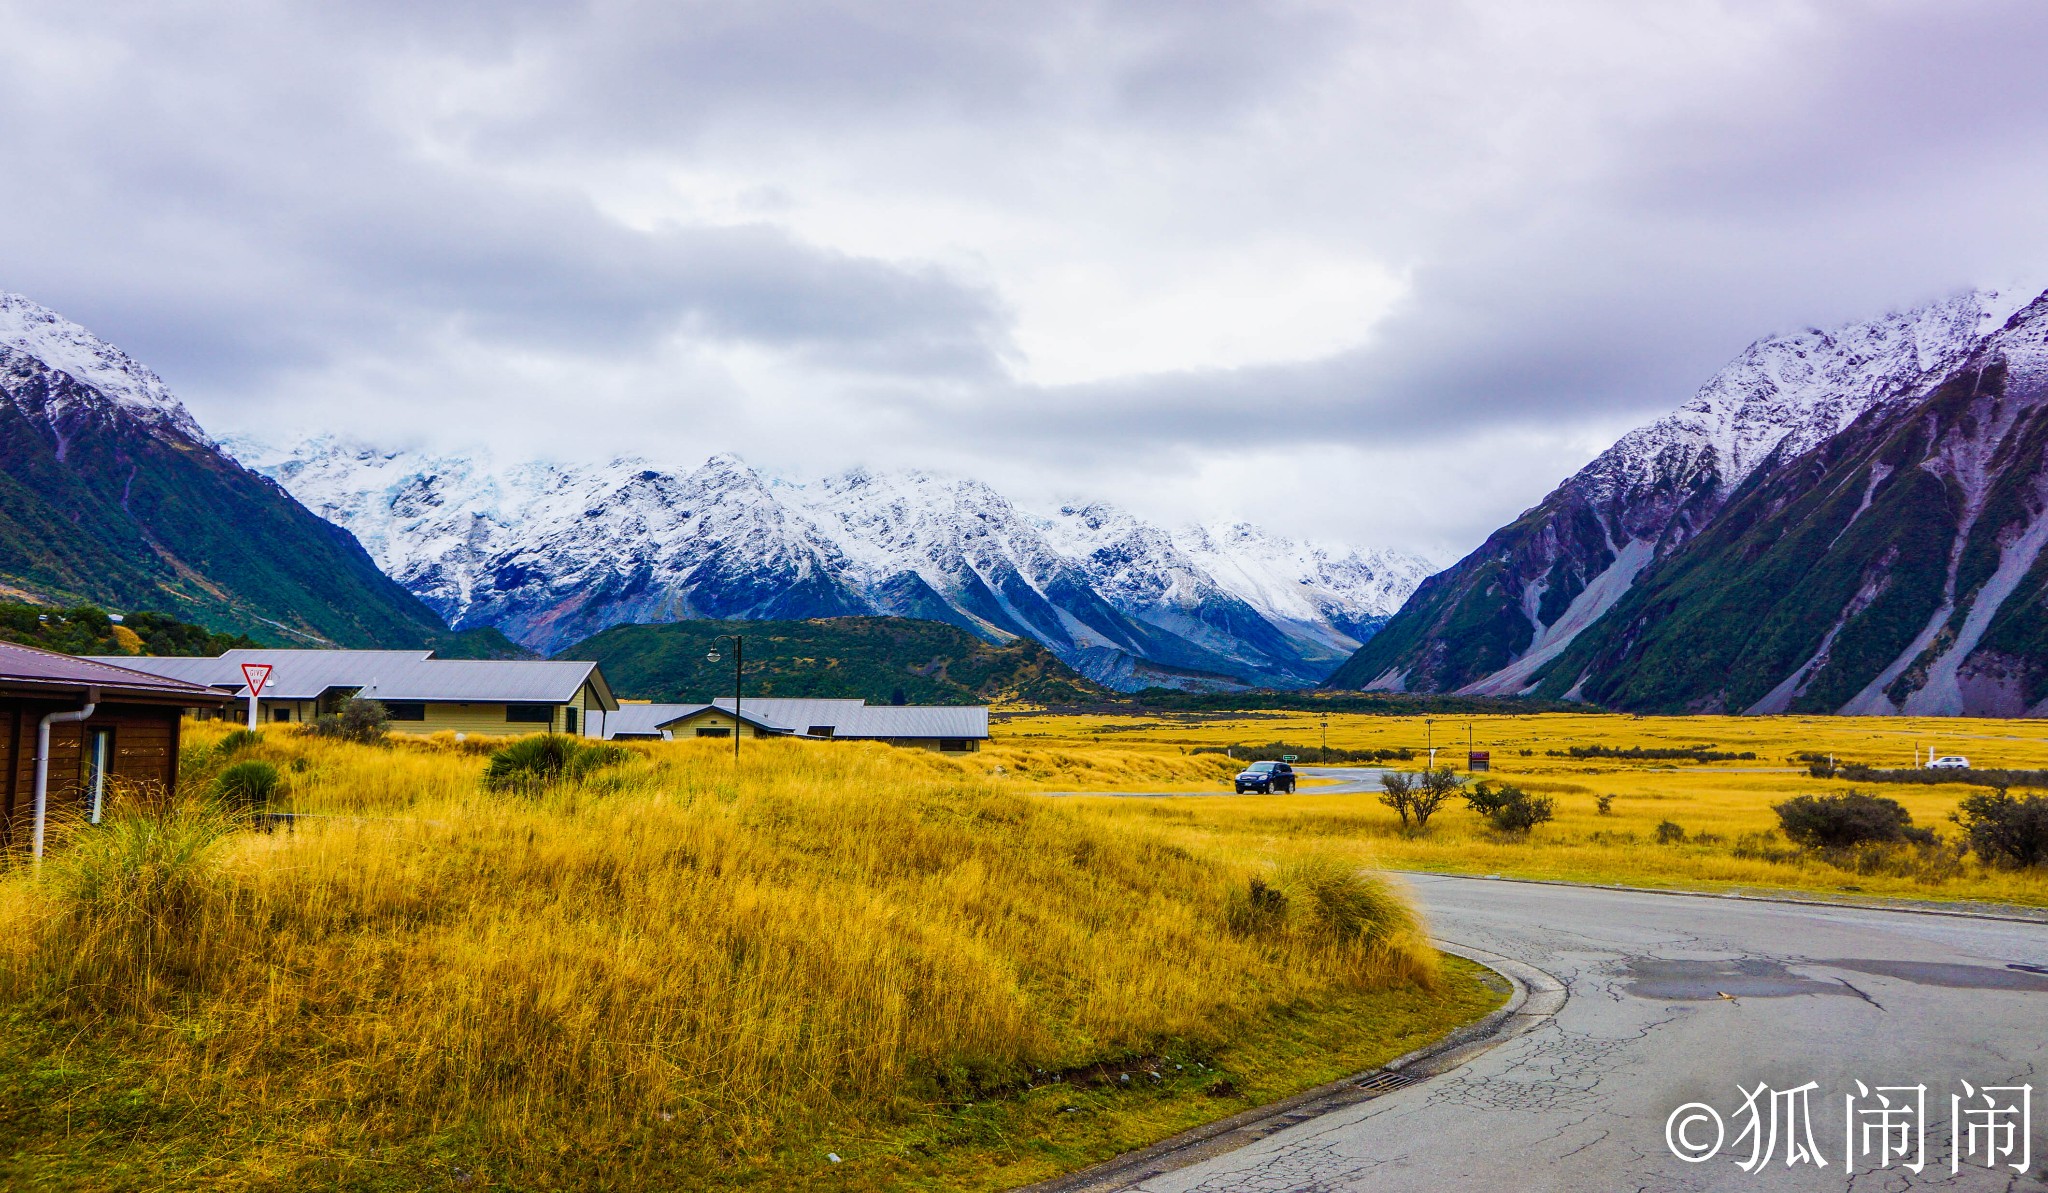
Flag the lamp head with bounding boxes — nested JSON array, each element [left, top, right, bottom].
[[706, 649, 721, 663]]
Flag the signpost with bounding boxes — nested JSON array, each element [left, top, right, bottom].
[[1468, 750, 1491, 772], [241, 663, 273, 731]]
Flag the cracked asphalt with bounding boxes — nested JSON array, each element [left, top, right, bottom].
[[1131, 874, 2048, 1192]]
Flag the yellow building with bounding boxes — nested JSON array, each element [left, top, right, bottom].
[[90, 649, 618, 738]]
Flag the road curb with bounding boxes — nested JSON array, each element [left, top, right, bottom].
[[1014, 941, 1566, 1193], [1396, 870, 2048, 926]]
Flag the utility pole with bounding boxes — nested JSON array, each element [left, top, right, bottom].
[[1425, 717, 1434, 771]]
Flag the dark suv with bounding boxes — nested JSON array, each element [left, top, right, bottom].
[[1234, 760, 1297, 794]]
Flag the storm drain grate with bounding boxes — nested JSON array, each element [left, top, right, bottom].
[[1354, 1070, 1419, 1097]]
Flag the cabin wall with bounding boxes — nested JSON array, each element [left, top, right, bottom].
[[0, 699, 184, 847]]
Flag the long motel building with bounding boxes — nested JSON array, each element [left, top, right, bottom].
[[91, 649, 619, 738], [599, 697, 989, 752]]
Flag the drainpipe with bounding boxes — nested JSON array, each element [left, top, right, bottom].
[[33, 686, 98, 861]]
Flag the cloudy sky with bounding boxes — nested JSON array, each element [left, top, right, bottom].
[[3, 1, 2045, 560]]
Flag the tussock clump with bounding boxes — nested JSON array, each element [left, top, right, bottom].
[[28, 798, 238, 1013], [211, 759, 279, 809], [482, 734, 629, 791]]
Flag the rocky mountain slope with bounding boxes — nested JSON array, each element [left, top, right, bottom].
[[1529, 292, 2048, 715], [239, 440, 1432, 689], [1326, 289, 2029, 701], [0, 293, 463, 648]]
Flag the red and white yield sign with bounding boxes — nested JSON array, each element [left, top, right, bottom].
[[241, 663, 273, 730]]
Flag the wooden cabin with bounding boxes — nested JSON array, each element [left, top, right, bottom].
[[1, 640, 230, 848]]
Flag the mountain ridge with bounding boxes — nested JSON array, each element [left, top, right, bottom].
[[238, 438, 1434, 690], [1329, 286, 2048, 716], [0, 292, 466, 649], [1325, 288, 2029, 698]]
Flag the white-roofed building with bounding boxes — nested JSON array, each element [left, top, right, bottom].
[[91, 649, 618, 738], [601, 696, 988, 751]]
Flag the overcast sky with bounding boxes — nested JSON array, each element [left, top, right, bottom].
[[4, 1, 2045, 560]]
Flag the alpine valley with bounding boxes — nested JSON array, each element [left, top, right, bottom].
[[235, 439, 1435, 690], [1328, 287, 2048, 716]]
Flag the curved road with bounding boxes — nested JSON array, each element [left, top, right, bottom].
[[1113, 874, 2048, 1192]]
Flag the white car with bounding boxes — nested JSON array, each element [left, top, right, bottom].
[[1927, 755, 1971, 770]]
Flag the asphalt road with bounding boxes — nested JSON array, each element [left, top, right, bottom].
[[1123, 874, 2048, 1192], [1041, 765, 1396, 798]]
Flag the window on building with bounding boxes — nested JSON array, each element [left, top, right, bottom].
[[939, 739, 971, 752], [86, 728, 113, 824], [505, 705, 554, 724], [695, 727, 732, 738], [272, 707, 293, 723], [563, 707, 578, 734], [385, 702, 426, 721], [806, 725, 836, 738]]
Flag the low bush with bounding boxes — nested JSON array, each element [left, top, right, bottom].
[[1954, 792, 2048, 868], [1595, 794, 1616, 815], [482, 734, 629, 790], [211, 759, 280, 809], [1655, 820, 1687, 844], [1548, 744, 1755, 762], [1773, 791, 1929, 850], [1464, 781, 1555, 833]]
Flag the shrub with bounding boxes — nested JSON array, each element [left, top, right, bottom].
[[1953, 792, 2048, 868], [212, 759, 280, 809], [483, 734, 629, 790], [1655, 820, 1687, 844], [1773, 791, 1927, 849], [1464, 780, 1555, 833], [1595, 793, 1616, 815], [308, 696, 390, 745]]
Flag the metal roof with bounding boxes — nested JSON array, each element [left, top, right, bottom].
[[87, 649, 617, 710], [700, 697, 988, 739], [598, 702, 710, 738], [0, 640, 232, 703]]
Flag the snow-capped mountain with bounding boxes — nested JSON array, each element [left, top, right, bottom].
[[0, 292, 452, 647], [0, 292, 209, 443], [236, 439, 1432, 689], [1519, 289, 2048, 715], [1327, 287, 2031, 696]]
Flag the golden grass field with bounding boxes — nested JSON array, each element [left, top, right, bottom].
[[997, 710, 2048, 907], [0, 722, 1497, 1193]]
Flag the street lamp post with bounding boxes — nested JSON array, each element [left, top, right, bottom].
[[705, 634, 743, 763]]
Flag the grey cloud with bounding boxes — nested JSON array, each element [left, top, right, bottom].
[[1, 0, 2045, 556]]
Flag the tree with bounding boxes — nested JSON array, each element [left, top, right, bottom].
[[1378, 771, 1415, 827], [1410, 766, 1465, 829]]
